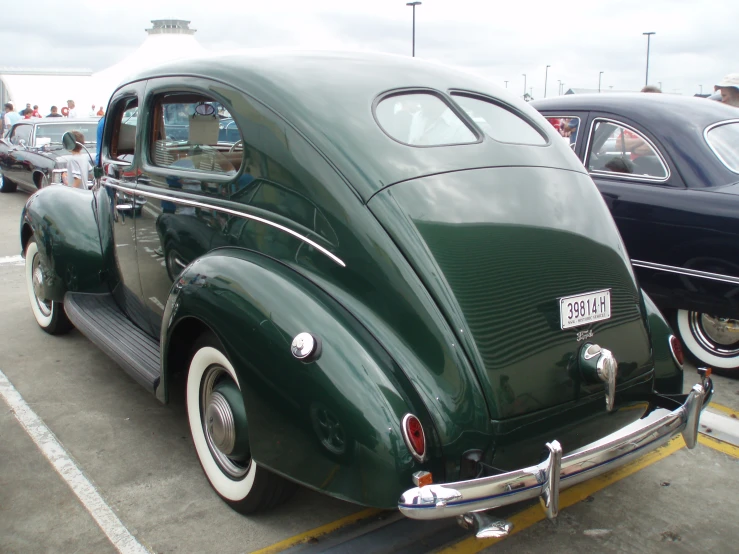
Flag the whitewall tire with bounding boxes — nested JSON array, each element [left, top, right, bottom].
[[25, 238, 72, 334], [676, 309, 739, 371], [186, 334, 296, 513]]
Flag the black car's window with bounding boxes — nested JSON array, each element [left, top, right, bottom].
[[706, 121, 739, 174], [544, 116, 580, 150], [10, 124, 32, 146], [586, 119, 668, 180], [36, 123, 98, 146], [374, 92, 476, 146], [451, 93, 546, 145], [110, 98, 138, 161], [149, 93, 241, 176]]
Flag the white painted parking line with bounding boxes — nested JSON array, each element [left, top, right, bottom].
[[0, 369, 150, 554], [700, 410, 739, 448], [0, 255, 23, 266]]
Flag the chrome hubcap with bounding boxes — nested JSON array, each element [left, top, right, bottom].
[[201, 365, 248, 479], [31, 254, 52, 316], [690, 312, 739, 356]]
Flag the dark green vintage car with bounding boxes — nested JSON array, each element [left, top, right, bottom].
[[20, 51, 713, 536]]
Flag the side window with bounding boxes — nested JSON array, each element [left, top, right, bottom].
[[544, 116, 580, 149], [109, 98, 138, 162], [148, 93, 241, 176], [10, 124, 32, 145], [451, 93, 547, 145], [587, 119, 668, 179]]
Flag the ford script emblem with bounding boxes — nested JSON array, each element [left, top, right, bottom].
[[577, 329, 594, 342]]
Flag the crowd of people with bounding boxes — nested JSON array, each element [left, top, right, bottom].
[[1, 99, 105, 135]]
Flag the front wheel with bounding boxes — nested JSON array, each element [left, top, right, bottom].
[[25, 238, 72, 334], [0, 172, 17, 193], [676, 309, 739, 374], [186, 333, 296, 513]]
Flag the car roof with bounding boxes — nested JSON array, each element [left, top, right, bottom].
[[532, 93, 737, 127], [121, 51, 585, 201]]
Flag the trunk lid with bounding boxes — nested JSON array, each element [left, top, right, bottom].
[[369, 166, 653, 420]]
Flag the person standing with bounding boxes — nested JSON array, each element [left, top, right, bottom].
[[31, 105, 42, 118], [20, 103, 32, 116], [715, 73, 739, 107], [63, 130, 91, 188], [96, 106, 105, 116], [47, 106, 63, 117], [88, 104, 97, 117], [66, 99, 80, 118], [3, 102, 21, 130]]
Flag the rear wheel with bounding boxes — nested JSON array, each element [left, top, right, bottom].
[[0, 172, 17, 193], [186, 333, 296, 513], [25, 238, 73, 334], [676, 309, 739, 374]]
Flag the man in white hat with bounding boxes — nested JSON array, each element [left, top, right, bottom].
[[716, 73, 739, 107]]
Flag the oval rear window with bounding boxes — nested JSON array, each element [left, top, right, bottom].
[[706, 122, 739, 174], [375, 93, 477, 146], [451, 93, 547, 145]]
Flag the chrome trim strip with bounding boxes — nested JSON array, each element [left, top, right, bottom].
[[631, 259, 739, 285], [399, 382, 710, 520], [103, 182, 346, 268], [703, 118, 739, 175], [401, 413, 428, 463], [584, 117, 671, 182]]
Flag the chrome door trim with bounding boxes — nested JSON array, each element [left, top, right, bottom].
[[105, 182, 346, 268], [584, 117, 671, 183], [631, 259, 739, 285]]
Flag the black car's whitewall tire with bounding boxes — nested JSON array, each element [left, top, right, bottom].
[[186, 334, 295, 513], [25, 238, 72, 334], [676, 309, 739, 372]]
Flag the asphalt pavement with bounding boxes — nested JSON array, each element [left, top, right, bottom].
[[1, 190, 738, 554]]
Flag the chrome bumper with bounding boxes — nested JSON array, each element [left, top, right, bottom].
[[398, 381, 712, 521]]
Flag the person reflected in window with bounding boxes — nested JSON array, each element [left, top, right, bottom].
[[62, 131, 91, 189]]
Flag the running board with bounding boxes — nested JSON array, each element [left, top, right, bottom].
[[64, 292, 160, 394]]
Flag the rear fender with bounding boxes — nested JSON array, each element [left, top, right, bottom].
[[161, 248, 436, 508], [20, 186, 106, 301]]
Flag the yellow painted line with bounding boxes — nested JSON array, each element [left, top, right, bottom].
[[437, 436, 686, 554], [698, 434, 739, 458], [251, 508, 384, 554], [708, 402, 739, 420]]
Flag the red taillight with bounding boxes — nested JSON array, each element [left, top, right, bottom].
[[402, 414, 426, 461], [669, 335, 684, 366]]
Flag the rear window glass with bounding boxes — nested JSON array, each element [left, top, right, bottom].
[[452, 94, 547, 145], [375, 93, 476, 146], [706, 122, 739, 173]]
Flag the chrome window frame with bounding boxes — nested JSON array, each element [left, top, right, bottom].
[[584, 117, 670, 183], [703, 119, 739, 175]]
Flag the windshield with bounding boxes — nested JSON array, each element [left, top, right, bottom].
[[706, 122, 739, 174], [35, 123, 99, 145]]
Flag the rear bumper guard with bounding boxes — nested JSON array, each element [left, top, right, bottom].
[[398, 379, 712, 521]]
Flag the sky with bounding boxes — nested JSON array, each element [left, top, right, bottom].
[[1, 0, 736, 99]]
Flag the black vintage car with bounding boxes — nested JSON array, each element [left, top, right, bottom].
[[533, 94, 739, 372], [0, 117, 100, 193]]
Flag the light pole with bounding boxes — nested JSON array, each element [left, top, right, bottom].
[[529, 87, 533, 100], [406, 2, 422, 57], [522, 74, 527, 98], [599, 71, 604, 93], [700, 84, 703, 95], [658, 81, 662, 91], [557, 80, 562, 95], [544, 65, 550, 98], [504, 80, 508, 89], [643, 31, 656, 86]]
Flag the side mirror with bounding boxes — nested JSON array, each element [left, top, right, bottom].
[[61, 131, 77, 151]]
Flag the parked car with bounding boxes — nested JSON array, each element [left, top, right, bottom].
[[20, 53, 711, 536], [0, 117, 100, 193], [532, 94, 739, 373]]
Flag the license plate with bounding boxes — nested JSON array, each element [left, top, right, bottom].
[[560, 289, 611, 329]]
